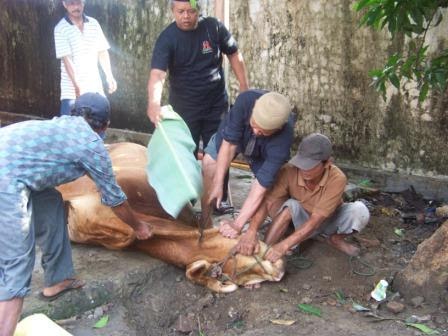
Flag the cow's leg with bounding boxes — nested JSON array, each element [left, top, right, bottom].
[[186, 260, 238, 293]]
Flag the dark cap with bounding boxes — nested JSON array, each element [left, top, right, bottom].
[[289, 133, 332, 170], [73, 93, 110, 127]]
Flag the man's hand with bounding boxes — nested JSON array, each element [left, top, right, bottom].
[[74, 83, 81, 98], [265, 242, 288, 262], [236, 230, 259, 255], [219, 219, 240, 238], [147, 104, 162, 126], [107, 76, 117, 94], [208, 183, 224, 210], [134, 221, 153, 240]]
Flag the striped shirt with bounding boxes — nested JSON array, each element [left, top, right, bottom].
[[54, 15, 110, 100], [0, 116, 126, 207]]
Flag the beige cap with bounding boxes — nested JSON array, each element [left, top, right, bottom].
[[252, 92, 292, 130]]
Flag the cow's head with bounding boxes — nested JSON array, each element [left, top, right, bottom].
[[185, 241, 285, 293]]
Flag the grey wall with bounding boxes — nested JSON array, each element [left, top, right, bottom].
[[230, 0, 448, 176], [0, 0, 447, 177]]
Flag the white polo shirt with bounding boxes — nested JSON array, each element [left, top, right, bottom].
[[54, 15, 110, 100]]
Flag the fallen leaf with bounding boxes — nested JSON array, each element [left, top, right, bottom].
[[93, 315, 109, 329], [405, 323, 440, 334], [394, 228, 404, 237], [270, 319, 296, 326], [335, 290, 346, 304], [358, 179, 373, 187], [297, 304, 322, 317], [352, 302, 370, 312], [279, 287, 288, 293]]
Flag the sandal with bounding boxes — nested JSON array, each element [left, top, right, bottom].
[[38, 279, 85, 302]]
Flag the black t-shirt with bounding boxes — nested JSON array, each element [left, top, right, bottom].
[[151, 16, 238, 120]]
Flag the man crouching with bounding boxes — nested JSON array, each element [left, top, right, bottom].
[[236, 133, 370, 262]]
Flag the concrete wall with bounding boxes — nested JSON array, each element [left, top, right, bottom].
[[230, 0, 448, 177], [0, 0, 447, 178]]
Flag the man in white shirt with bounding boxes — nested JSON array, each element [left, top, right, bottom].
[[54, 0, 117, 115]]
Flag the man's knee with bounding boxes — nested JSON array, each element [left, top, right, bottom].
[[350, 201, 370, 232], [335, 201, 370, 234]]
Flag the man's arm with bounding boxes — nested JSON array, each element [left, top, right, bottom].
[[234, 198, 269, 255], [265, 212, 326, 262], [62, 56, 81, 98], [219, 179, 267, 238], [227, 51, 249, 92], [208, 139, 237, 206], [111, 201, 153, 240], [146, 68, 167, 125], [98, 50, 117, 94]]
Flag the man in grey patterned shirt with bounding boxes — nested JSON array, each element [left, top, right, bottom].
[[0, 93, 151, 336]]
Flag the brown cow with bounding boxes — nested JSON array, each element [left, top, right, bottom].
[[58, 142, 285, 293]]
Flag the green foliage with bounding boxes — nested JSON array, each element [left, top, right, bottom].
[[405, 322, 440, 334], [334, 290, 346, 304], [354, 0, 448, 101], [297, 304, 322, 317], [93, 315, 109, 329]]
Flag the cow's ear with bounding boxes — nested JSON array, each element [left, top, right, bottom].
[[186, 260, 238, 293]]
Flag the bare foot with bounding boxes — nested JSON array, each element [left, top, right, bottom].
[[42, 278, 85, 297], [327, 234, 360, 256]]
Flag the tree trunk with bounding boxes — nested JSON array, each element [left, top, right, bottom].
[[394, 220, 448, 306]]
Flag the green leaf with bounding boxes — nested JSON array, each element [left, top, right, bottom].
[[335, 290, 346, 304], [368, 69, 383, 78], [394, 228, 404, 237], [353, 0, 447, 103], [147, 106, 203, 218], [358, 179, 373, 187], [94, 315, 109, 329], [405, 323, 440, 334], [297, 304, 322, 317], [353, 0, 373, 12], [418, 82, 429, 102], [389, 73, 401, 89]]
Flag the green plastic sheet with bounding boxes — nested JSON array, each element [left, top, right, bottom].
[[146, 105, 203, 218]]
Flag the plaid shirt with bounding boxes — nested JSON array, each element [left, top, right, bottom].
[[0, 116, 126, 207]]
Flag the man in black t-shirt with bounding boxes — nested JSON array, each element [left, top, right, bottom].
[[146, 0, 249, 154]]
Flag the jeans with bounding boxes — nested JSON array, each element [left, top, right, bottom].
[[60, 99, 76, 116], [0, 188, 74, 300]]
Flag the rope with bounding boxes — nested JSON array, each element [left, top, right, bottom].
[[349, 255, 375, 276], [287, 254, 314, 270]]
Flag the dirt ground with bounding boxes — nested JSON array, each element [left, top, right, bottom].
[[55, 169, 447, 336]]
